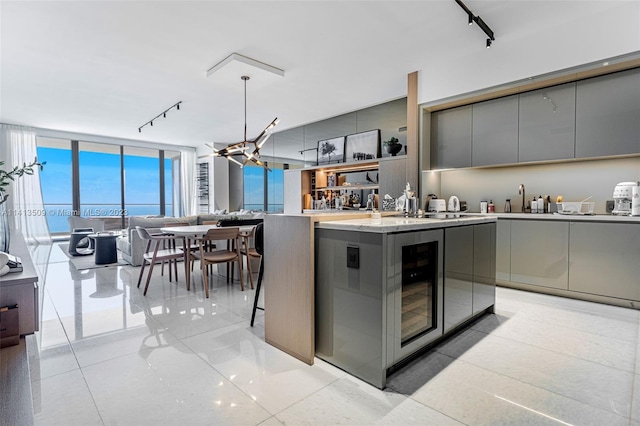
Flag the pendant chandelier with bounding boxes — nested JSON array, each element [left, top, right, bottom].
[[203, 76, 278, 171]]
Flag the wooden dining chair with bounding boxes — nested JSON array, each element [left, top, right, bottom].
[[193, 227, 244, 298], [161, 222, 190, 277], [239, 225, 260, 289], [135, 226, 188, 296]]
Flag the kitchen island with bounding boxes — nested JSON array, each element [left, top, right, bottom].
[[264, 213, 497, 388]]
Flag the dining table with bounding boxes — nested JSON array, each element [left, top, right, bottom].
[[159, 224, 256, 291]]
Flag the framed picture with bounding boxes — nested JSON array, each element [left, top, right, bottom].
[[345, 129, 381, 162], [317, 136, 345, 165]]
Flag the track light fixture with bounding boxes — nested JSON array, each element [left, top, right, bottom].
[[138, 101, 182, 133], [455, 0, 496, 47]]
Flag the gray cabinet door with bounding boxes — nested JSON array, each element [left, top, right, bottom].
[[568, 222, 640, 301], [379, 157, 406, 200], [473, 223, 496, 315], [575, 68, 640, 158], [496, 219, 510, 281], [444, 226, 473, 333], [510, 220, 569, 289], [430, 105, 472, 169], [518, 83, 576, 162], [472, 95, 519, 166]]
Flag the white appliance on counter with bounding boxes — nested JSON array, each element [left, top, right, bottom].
[[448, 195, 460, 212], [428, 198, 446, 212], [613, 181, 637, 215]]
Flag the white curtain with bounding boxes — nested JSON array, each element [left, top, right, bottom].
[[0, 124, 51, 245], [179, 148, 197, 217]]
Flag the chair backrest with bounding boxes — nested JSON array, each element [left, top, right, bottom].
[[218, 218, 263, 227], [73, 227, 94, 233], [135, 226, 153, 240], [202, 226, 239, 241], [163, 222, 190, 227], [201, 220, 219, 226], [69, 216, 105, 233], [254, 223, 264, 256]]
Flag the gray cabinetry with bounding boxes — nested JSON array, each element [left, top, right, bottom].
[[315, 229, 385, 387], [473, 223, 496, 314], [444, 226, 473, 333], [431, 105, 472, 169], [568, 222, 640, 301], [510, 220, 569, 289], [496, 219, 511, 281], [575, 68, 640, 158], [518, 82, 576, 162], [444, 223, 496, 332], [379, 157, 406, 199], [472, 95, 519, 166]]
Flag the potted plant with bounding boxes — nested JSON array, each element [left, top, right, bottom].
[[0, 158, 45, 252], [383, 137, 402, 156]]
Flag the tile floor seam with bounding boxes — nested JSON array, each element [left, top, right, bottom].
[[174, 325, 276, 421], [464, 328, 639, 375], [482, 313, 640, 345], [268, 372, 345, 421], [402, 393, 470, 426], [419, 355, 632, 425]]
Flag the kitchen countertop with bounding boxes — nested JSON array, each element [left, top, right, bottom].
[[484, 212, 640, 223], [314, 215, 497, 233]]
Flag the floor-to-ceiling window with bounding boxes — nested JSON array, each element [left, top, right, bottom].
[[243, 164, 265, 211], [123, 146, 160, 216], [37, 137, 73, 234], [242, 162, 286, 213], [37, 137, 180, 234], [78, 141, 123, 219]]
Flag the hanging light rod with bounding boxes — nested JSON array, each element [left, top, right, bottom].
[[199, 76, 278, 171], [138, 101, 182, 133], [454, 0, 495, 48]]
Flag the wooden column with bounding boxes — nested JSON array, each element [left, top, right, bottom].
[[406, 71, 419, 190]]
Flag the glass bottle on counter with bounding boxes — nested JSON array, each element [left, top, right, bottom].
[[504, 199, 511, 213]]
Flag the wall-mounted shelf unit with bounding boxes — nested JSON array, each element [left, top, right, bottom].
[[197, 162, 209, 214], [283, 157, 407, 213]]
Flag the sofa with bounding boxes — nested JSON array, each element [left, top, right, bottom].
[[117, 212, 264, 266]]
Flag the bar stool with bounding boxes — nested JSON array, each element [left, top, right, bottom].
[[250, 223, 264, 327]]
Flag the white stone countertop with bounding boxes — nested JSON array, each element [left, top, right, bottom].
[[486, 212, 640, 223], [314, 215, 497, 233]]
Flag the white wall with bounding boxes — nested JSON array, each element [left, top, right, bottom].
[[418, 2, 640, 105], [426, 157, 640, 214]]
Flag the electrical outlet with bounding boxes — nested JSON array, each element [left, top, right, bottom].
[[347, 246, 359, 269]]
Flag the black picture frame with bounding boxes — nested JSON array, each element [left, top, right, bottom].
[[345, 129, 381, 162], [317, 136, 345, 165]]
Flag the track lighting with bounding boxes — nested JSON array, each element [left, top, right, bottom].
[[138, 101, 182, 133], [455, 0, 496, 48]]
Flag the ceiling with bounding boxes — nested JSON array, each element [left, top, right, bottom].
[[1, 1, 638, 156]]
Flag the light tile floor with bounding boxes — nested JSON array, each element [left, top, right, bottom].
[[26, 243, 640, 425]]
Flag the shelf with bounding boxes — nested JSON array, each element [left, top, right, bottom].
[[314, 184, 379, 192], [304, 159, 380, 173]]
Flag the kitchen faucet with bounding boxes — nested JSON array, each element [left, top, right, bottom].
[[518, 184, 526, 213]]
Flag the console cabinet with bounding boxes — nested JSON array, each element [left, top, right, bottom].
[[0, 232, 39, 336]]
